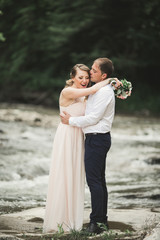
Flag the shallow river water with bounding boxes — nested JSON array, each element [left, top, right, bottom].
[[0, 104, 160, 214]]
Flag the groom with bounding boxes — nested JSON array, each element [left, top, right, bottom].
[[61, 58, 115, 234]]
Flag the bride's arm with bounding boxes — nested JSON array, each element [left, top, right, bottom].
[[61, 79, 113, 99]]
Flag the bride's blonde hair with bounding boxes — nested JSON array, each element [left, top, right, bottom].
[[65, 64, 90, 87]]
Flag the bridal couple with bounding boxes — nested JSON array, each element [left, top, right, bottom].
[[43, 57, 121, 234]]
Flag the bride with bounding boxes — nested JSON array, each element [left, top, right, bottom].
[[43, 64, 116, 233]]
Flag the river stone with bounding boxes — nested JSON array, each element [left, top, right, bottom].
[[144, 223, 160, 240], [27, 217, 43, 223], [145, 157, 160, 165], [0, 235, 22, 240]]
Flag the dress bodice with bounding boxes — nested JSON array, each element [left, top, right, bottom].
[[60, 99, 86, 117]]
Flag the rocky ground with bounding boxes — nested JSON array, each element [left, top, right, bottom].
[[0, 207, 160, 240]]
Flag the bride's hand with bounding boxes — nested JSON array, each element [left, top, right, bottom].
[[109, 78, 123, 89]]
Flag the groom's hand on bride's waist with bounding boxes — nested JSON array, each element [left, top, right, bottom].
[[60, 111, 71, 125]]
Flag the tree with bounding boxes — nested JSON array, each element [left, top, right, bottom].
[[0, 0, 160, 112]]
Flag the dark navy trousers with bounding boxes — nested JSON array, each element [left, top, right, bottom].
[[84, 132, 111, 224]]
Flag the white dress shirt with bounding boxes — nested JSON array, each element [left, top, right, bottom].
[[69, 84, 115, 134]]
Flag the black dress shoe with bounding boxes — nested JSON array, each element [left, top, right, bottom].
[[85, 222, 103, 234]]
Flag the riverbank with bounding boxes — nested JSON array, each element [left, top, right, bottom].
[[0, 207, 160, 240], [0, 104, 160, 239]]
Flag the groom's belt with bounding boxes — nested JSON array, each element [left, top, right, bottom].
[[85, 132, 110, 136]]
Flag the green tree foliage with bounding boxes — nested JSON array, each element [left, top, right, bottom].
[[0, 10, 5, 41], [0, 0, 160, 111], [0, 32, 5, 41]]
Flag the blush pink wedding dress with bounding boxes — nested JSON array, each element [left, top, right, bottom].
[[43, 99, 85, 233]]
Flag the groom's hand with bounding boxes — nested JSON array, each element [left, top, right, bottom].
[[60, 111, 71, 125]]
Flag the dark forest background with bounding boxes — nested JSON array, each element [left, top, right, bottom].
[[0, 0, 160, 115]]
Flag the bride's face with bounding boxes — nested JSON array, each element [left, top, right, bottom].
[[72, 68, 90, 88]]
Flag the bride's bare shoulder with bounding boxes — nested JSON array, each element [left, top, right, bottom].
[[59, 88, 74, 106], [61, 86, 73, 95]]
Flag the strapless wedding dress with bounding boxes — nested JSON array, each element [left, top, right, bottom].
[[43, 100, 85, 233]]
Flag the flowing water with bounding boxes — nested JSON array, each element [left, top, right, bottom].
[[0, 104, 160, 214]]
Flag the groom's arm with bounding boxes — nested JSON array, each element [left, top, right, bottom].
[[61, 89, 114, 127]]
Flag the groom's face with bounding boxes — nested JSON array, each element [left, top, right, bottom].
[[90, 62, 103, 83]]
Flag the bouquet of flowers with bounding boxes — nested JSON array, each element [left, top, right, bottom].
[[111, 78, 132, 99]]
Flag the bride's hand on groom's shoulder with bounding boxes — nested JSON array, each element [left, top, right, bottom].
[[60, 111, 71, 125]]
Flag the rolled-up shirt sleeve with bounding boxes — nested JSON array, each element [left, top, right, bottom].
[[69, 89, 113, 128]]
